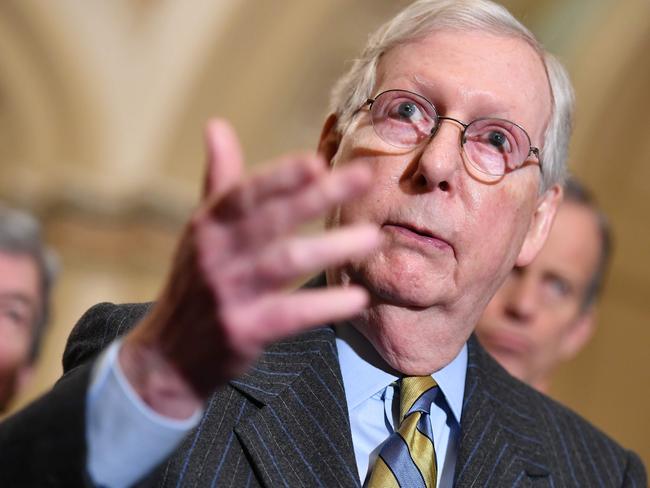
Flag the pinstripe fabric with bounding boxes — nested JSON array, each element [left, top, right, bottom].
[[130, 326, 359, 488], [15, 286, 639, 487], [453, 335, 647, 487]]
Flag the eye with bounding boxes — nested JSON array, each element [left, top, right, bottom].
[[389, 100, 426, 123], [466, 120, 520, 155], [0, 298, 33, 330], [396, 102, 420, 119], [542, 274, 572, 301], [482, 129, 513, 153], [0, 307, 29, 329], [368, 90, 437, 148], [487, 130, 508, 149]]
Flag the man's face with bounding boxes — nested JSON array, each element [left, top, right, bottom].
[[325, 30, 557, 372], [476, 201, 601, 389], [0, 251, 40, 410]]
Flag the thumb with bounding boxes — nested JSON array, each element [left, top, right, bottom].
[[202, 118, 244, 200]]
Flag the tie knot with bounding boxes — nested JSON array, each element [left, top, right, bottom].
[[399, 376, 438, 423]]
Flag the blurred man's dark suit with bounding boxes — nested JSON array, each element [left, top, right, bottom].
[[0, 299, 645, 487]]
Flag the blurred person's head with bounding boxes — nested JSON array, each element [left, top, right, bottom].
[[476, 178, 611, 392], [0, 205, 57, 411]]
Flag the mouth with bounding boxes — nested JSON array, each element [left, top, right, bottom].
[[382, 222, 453, 253]]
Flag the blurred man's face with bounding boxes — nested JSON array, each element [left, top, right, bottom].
[[325, 30, 558, 373], [0, 251, 40, 410], [476, 201, 601, 390]]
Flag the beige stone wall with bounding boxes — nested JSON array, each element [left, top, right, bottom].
[[1, 0, 648, 467]]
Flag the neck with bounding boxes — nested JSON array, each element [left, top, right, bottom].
[[351, 302, 471, 375], [325, 267, 477, 375]]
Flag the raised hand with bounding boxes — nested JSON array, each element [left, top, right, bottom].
[[119, 119, 380, 418]]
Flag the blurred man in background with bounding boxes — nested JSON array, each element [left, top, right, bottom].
[[476, 178, 611, 392], [0, 205, 57, 412]]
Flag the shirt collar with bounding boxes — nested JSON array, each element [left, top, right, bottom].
[[335, 323, 467, 425]]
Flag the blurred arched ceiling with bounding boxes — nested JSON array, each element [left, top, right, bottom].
[[1, 0, 648, 465], [0, 0, 412, 218]]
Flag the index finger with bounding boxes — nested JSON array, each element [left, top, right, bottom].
[[202, 119, 244, 200]]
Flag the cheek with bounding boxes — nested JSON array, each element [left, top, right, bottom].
[[0, 344, 27, 374], [0, 329, 31, 373], [460, 192, 523, 276], [336, 162, 401, 225], [454, 190, 536, 315], [481, 294, 506, 322], [539, 312, 579, 346], [529, 327, 567, 369]]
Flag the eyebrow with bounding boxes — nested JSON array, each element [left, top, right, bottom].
[[410, 74, 512, 119]]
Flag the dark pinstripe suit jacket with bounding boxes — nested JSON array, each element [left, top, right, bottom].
[[0, 301, 646, 487]]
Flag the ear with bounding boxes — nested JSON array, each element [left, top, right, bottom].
[[559, 306, 597, 361], [515, 183, 563, 267], [317, 113, 342, 164]]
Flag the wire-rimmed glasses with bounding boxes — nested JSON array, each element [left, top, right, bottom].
[[362, 89, 541, 177]]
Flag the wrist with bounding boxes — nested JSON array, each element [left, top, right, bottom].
[[118, 338, 203, 420]]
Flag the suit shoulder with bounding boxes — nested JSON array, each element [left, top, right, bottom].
[[467, 336, 645, 482], [62, 301, 153, 373], [536, 388, 638, 457], [527, 385, 647, 484]]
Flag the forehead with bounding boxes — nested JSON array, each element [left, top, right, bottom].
[[0, 251, 40, 300], [533, 202, 601, 283], [375, 29, 552, 142]]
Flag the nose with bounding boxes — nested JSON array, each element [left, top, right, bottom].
[[410, 119, 464, 192], [502, 269, 538, 324]]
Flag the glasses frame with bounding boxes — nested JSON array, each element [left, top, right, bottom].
[[362, 89, 542, 176]]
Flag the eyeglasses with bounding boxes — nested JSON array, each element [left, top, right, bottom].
[[362, 89, 541, 177]]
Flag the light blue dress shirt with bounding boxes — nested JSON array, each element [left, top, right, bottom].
[[335, 324, 466, 488], [86, 340, 203, 488]]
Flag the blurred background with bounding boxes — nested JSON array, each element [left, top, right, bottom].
[[1, 0, 648, 467]]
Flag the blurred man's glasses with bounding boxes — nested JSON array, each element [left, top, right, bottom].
[[362, 89, 541, 177]]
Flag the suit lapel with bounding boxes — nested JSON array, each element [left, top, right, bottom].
[[454, 336, 550, 487], [232, 327, 360, 488]]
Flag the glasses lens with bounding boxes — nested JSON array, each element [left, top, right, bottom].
[[370, 90, 437, 148], [463, 118, 532, 176]]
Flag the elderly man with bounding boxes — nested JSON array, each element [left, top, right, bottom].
[[0, 1, 645, 487], [0, 205, 56, 412], [476, 178, 611, 393]]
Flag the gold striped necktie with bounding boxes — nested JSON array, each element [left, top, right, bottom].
[[367, 376, 439, 488]]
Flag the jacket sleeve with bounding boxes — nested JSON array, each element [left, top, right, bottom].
[[0, 363, 94, 487], [0, 302, 151, 487]]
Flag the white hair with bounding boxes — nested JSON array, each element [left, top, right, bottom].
[[329, 0, 574, 192]]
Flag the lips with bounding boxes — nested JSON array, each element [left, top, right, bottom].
[[383, 222, 453, 253]]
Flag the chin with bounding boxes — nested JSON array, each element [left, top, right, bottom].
[[367, 325, 437, 372], [348, 255, 454, 308], [493, 354, 528, 382], [354, 309, 463, 375]]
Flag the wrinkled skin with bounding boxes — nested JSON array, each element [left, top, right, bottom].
[[476, 201, 600, 392], [324, 31, 561, 375]]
